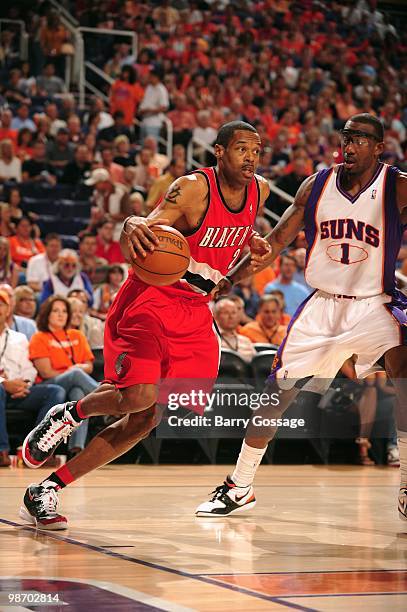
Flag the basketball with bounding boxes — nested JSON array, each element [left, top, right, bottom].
[[132, 225, 190, 286]]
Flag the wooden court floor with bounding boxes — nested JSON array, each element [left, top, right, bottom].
[[0, 465, 406, 611]]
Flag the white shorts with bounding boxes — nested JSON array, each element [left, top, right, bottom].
[[270, 290, 406, 389]]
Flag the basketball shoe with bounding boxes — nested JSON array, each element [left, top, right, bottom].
[[19, 483, 67, 530], [195, 476, 256, 517], [23, 402, 81, 468], [399, 488, 407, 521]]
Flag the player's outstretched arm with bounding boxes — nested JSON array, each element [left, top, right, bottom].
[[120, 174, 207, 262], [227, 173, 316, 285]]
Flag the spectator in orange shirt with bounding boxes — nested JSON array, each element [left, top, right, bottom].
[[240, 295, 287, 346], [8, 216, 45, 268], [29, 295, 98, 456], [109, 65, 144, 127]]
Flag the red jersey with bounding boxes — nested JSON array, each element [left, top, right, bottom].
[[179, 166, 259, 295]]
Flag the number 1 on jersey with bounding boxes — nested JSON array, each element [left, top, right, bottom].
[[340, 243, 350, 265]]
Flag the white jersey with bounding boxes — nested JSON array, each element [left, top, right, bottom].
[[304, 163, 402, 297]]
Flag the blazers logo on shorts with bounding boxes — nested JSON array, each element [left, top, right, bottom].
[[115, 352, 131, 378]]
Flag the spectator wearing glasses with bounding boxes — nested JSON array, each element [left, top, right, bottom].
[[0, 290, 65, 467], [40, 250, 93, 306]]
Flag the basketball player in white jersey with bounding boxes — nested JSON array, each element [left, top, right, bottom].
[[196, 113, 407, 521]]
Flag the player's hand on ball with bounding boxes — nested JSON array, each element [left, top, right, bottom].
[[126, 217, 170, 260], [249, 234, 271, 270]]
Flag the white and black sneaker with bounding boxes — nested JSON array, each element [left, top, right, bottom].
[[195, 476, 256, 517], [399, 488, 407, 521], [19, 483, 68, 530], [23, 402, 81, 468]]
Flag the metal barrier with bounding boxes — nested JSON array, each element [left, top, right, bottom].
[[0, 19, 29, 61], [49, 0, 79, 26], [78, 27, 138, 108]]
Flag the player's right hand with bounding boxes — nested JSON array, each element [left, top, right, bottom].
[[124, 217, 170, 260]]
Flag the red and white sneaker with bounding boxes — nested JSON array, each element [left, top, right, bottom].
[[23, 402, 81, 468], [19, 483, 68, 530], [195, 476, 256, 517]]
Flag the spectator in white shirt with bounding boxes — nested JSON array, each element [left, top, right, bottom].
[[193, 111, 217, 165], [139, 70, 169, 142], [26, 233, 62, 293], [0, 139, 21, 183], [0, 289, 65, 467], [214, 298, 256, 363], [0, 283, 37, 341]]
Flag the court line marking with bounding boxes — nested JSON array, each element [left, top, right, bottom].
[[200, 568, 407, 576], [282, 592, 407, 599], [0, 517, 298, 606], [0, 576, 193, 612]]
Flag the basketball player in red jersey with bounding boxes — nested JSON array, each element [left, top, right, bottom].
[[19, 121, 272, 529], [195, 114, 407, 521]]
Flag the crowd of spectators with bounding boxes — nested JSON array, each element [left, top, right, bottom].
[[0, 0, 404, 466]]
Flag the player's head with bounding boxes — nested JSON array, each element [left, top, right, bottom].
[[215, 121, 261, 186], [340, 114, 384, 176]]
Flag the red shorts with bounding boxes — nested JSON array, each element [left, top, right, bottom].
[[103, 274, 221, 413]]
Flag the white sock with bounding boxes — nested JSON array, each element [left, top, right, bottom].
[[231, 440, 267, 488], [398, 432, 407, 489]]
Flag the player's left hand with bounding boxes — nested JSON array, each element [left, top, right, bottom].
[[249, 234, 271, 270]]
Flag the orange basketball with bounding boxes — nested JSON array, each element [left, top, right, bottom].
[[132, 225, 190, 286]]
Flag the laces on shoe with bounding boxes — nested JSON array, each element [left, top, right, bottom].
[[209, 481, 231, 502], [37, 412, 78, 452], [34, 487, 59, 516]]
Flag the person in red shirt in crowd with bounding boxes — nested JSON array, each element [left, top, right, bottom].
[[8, 216, 45, 269], [95, 218, 125, 264], [109, 65, 144, 128]]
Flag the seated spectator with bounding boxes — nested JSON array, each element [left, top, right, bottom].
[[98, 147, 125, 184], [46, 127, 75, 177], [240, 296, 287, 346], [44, 102, 67, 137], [40, 250, 94, 306], [60, 144, 91, 184], [113, 135, 135, 168], [22, 141, 56, 184], [68, 296, 104, 349], [78, 233, 108, 286], [92, 264, 124, 321], [16, 127, 34, 160], [8, 216, 45, 269], [0, 290, 65, 467], [7, 188, 23, 225], [109, 65, 144, 127], [85, 168, 128, 229], [26, 233, 62, 293], [232, 276, 260, 320], [127, 192, 147, 217], [266, 289, 291, 326], [227, 294, 252, 328], [0, 139, 21, 183], [11, 103, 36, 132], [13, 285, 36, 319], [95, 218, 125, 264], [66, 114, 82, 145], [293, 247, 312, 290], [0, 237, 18, 287], [167, 93, 196, 149], [98, 110, 132, 148], [214, 298, 256, 363], [0, 283, 37, 340], [30, 296, 96, 458], [84, 97, 113, 133], [0, 204, 15, 237], [0, 110, 18, 146], [146, 158, 185, 211], [264, 253, 310, 316], [193, 110, 217, 164], [36, 62, 67, 97], [130, 147, 157, 192], [139, 135, 169, 173]]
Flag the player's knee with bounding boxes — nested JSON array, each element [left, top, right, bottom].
[[127, 406, 160, 439], [119, 384, 158, 415]]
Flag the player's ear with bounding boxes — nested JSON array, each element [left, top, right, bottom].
[[375, 141, 385, 158], [214, 144, 224, 160]]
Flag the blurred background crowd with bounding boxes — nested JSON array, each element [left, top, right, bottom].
[[0, 0, 405, 467]]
